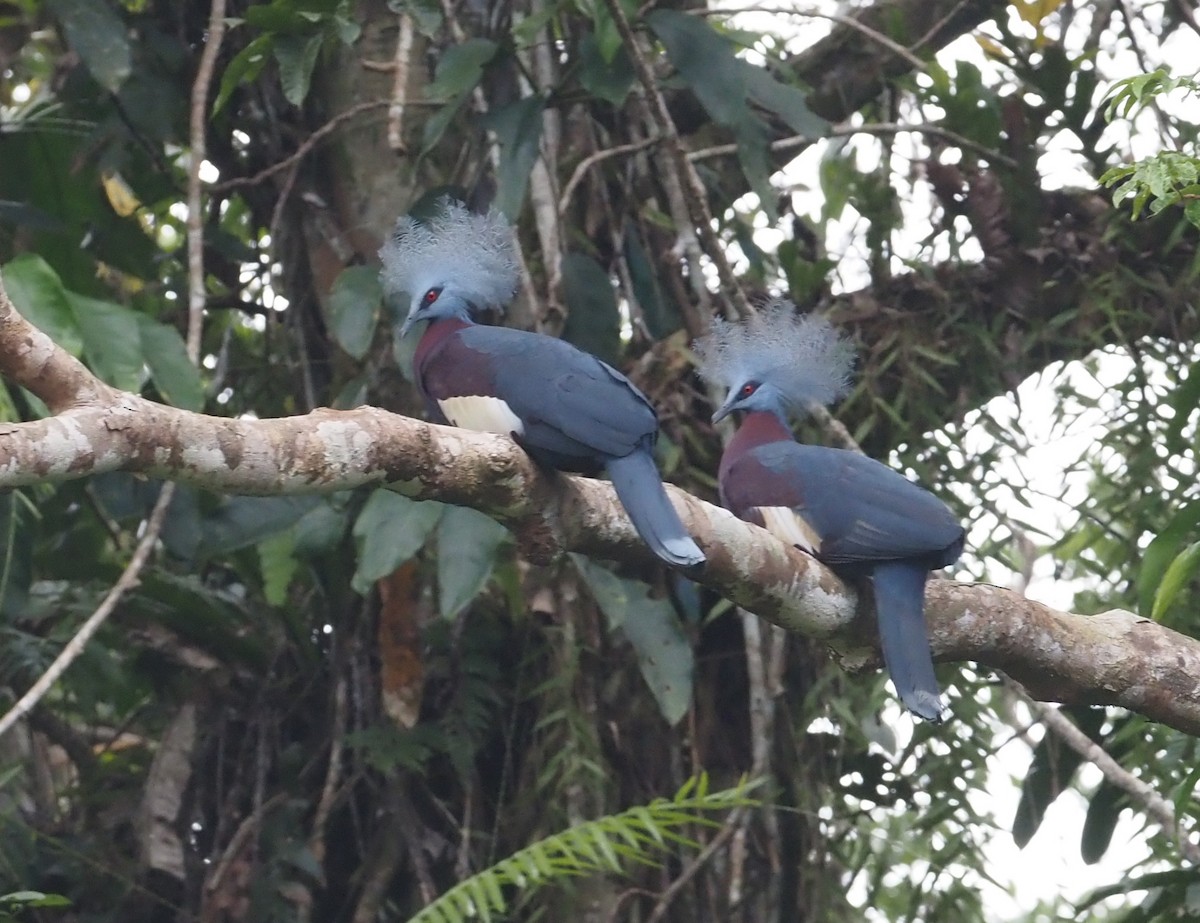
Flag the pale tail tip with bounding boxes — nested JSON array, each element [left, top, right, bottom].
[[904, 690, 949, 724], [659, 538, 706, 569]]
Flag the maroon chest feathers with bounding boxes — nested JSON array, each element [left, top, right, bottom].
[[413, 318, 496, 400], [718, 412, 794, 513]]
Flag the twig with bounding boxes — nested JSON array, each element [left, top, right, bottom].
[[686, 5, 931, 71], [687, 122, 1021, 171], [816, 9, 930, 72], [203, 791, 289, 905], [212, 101, 390, 193], [558, 137, 659, 215], [646, 806, 747, 923], [388, 12, 415, 152], [308, 671, 348, 865], [600, 0, 750, 319], [0, 483, 176, 741], [1003, 675, 1200, 866], [806, 401, 864, 454], [187, 0, 228, 362]]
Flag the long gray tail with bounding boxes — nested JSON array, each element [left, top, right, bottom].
[[872, 561, 945, 722], [606, 450, 706, 568]]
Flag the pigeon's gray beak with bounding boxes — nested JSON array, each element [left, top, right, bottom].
[[399, 310, 424, 339], [711, 395, 737, 424]]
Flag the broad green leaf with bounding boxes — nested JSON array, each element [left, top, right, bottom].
[[2, 254, 83, 355], [274, 33, 324, 107], [1151, 540, 1200, 621], [1080, 779, 1124, 864], [647, 9, 814, 208], [1138, 501, 1200, 618], [485, 95, 546, 219], [1012, 704, 1105, 848], [437, 506, 509, 619], [397, 0, 443, 37], [196, 496, 322, 560], [0, 891, 71, 909], [67, 293, 144, 391], [573, 555, 693, 725], [293, 500, 350, 555], [259, 530, 300, 607], [244, 0, 326, 32], [623, 226, 680, 339], [0, 490, 34, 619], [127, 570, 270, 668], [138, 317, 205, 411], [425, 38, 498, 101], [328, 265, 382, 360], [46, 0, 131, 92], [647, 11, 754, 130], [215, 34, 274, 115], [740, 64, 828, 138], [579, 32, 634, 106], [561, 252, 620, 366], [352, 490, 443, 592], [1164, 374, 1200, 461]]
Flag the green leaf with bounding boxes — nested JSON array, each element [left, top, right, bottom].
[[623, 225, 680, 339], [0, 491, 34, 618], [646, 9, 796, 205], [561, 252, 620, 366], [484, 95, 545, 219], [328, 265, 382, 360], [1080, 779, 1124, 864], [259, 530, 300, 607], [573, 555, 693, 725], [46, 0, 131, 92], [351, 490, 443, 592], [1, 254, 83, 355], [1012, 705, 1105, 848], [67, 293, 144, 391], [197, 496, 322, 560], [293, 498, 350, 555], [274, 32, 324, 107], [0, 891, 71, 909], [647, 11, 755, 132], [421, 39, 499, 155], [579, 32, 634, 106], [436, 506, 509, 619], [1138, 502, 1200, 618], [426, 38, 498, 101], [740, 64, 828, 138], [1151, 540, 1200, 621], [138, 317, 205, 411], [215, 34, 274, 115]]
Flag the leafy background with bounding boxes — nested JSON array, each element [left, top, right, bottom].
[[0, 0, 1199, 920]]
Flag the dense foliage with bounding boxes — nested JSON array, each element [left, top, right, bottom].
[[1, 0, 1199, 920]]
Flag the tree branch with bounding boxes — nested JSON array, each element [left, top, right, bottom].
[[1, 274, 1199, 737]]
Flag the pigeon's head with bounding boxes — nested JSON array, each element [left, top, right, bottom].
[[695, 301, 855, 424], [379, 198, 520, 337]]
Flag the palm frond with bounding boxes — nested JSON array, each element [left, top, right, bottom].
[[406, 774, 762, 923]]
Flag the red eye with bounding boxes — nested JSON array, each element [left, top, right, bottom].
[[423, 288, 441, 305], [741, 382, 756, 397]]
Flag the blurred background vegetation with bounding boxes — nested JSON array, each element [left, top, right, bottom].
[[1, 0, 1199, 919]]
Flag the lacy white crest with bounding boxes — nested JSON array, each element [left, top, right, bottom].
[[379, 198, 519, 311], [695, 299, 854, 409]]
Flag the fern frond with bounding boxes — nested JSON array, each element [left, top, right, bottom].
[[405, 774, 762, 923]]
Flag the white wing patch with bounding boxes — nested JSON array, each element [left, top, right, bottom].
[[756, 506, 822, 554], [438, 395, 525, 436]]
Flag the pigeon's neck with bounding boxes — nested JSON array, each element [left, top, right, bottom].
[[414, 316, 473, 369], [724, 411, 792, 461]]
